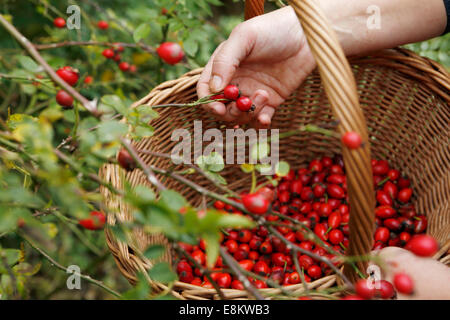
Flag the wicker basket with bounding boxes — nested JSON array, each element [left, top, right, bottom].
[[99, 0, 450, 299]]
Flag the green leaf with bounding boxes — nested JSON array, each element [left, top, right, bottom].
[[203, 232, 220, 268], [196, 152, 224, 172], [159, 189, 186, 212], [216, 213, 255, 229], [144, 245, 166, 260], [101, 95, 128, 115], [17, 56, 39, 72], [240, 163, 254, 173], [134, 185, 156, 203], [148, 262, 177, 284], [275, 161, 290, 177], [183, 36, 198, 56], [133, 23, 151, 43], [96, 120, 128, 143]]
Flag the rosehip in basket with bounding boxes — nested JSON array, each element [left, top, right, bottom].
[[405, 234, 439, 257], [242, 193, 269, 215]]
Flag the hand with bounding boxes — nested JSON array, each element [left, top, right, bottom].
[[196, 6, 315, 127], [375, 247, 450, 300]]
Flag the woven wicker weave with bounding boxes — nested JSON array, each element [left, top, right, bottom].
[[99, 0, 450, 299]]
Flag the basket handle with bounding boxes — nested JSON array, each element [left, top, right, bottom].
[[244, 0, 376, 283]]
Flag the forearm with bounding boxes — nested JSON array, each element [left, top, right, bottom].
[[314, 0, 447, 55]]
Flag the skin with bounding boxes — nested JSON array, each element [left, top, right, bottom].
[[375, 247, 450, 300], [197, 0, 449, 298], [197, 0, 447, 126]]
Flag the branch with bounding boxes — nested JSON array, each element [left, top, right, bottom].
[[18, 231, 122, 298], [120, 138, 166, 192], [219, 247, 265, 300], [34, 41, 155, 54], [0, 14, 100, 116]]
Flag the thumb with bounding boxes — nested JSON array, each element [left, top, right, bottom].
[[209, 27, 255, 92]]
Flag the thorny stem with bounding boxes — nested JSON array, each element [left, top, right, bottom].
[[18, 231, 122, 298]]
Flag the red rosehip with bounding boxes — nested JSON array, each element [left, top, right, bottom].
[[97, 20, 109, 29], [79, 211, 106, 230], [53, 17, 66, 28], [238, 259, 254, 272], [231, 280, 244, 290], [393, 272, 414, 295], [355, 279, 376, 299], [406, 234, 438, 257], [307, 265, 322, 279], [377, 280, 395, 299], [117, 148, 137, 171], [55, 90, 73, 108], [129, 65, 137, 73], [223, 84, 240, 100], [236, 96, 253, 112], [328, 229, 344, 245], [119, 61, 130, 71], [157, 42, 184, 65], [342, 131, 362, 149], [253, 261, 270, 276], [102, 48, 115, 59], [84, 75, 93, 84], [216, 273, 232, 288], [242, 193, 269, 215], [398, 188, 413, 203], [56, 66, 79, 86]]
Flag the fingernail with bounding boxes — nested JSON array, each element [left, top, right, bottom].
[[210, 75, 222, 92], [259, 114, 270, 125]]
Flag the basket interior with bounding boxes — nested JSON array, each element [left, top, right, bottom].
[[101, 53, 449, 286]]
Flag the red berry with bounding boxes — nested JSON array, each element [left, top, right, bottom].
[[113, 54, 121, 62], [236, 96, 253, 112], [213, 200, 225, 210], [129, 65, 137, 72], [176, 260, 192, 274], [216, 273, 232, 288], [378, 280, 395, 299], [253, 261, 270, 276], [191, 250, 206, 266], [117, 148, 137, 171], [341, 295, 364, 300], [355, 279, 376, 299], [55, 90, 73, 108], [413, 216, 427, 234], [327, 184, 345, 199], [157, 42, 184, 65], [342, 131, 362, 149], [309, 160, 323, 173], [102, 49, 115, 59], [406, 234, 438, 257], [398, 188, 413, 203], [97, 20, 109, 29], [307, 265, 322, 279], [374, 227, 390, 243], [223, 84, 240, 100], [56, 67, 79, 86], [79, 211, 106, 230], [53, 17, 66, 28], [119, 61, 130, 71], [271, 253, 287, 267], [328, 229, 344, 245], [225, 239, 238, 254], [397, 177, 411, 189], [375, 205, 396, 219], [393, 272, 414, 295], [231, 280, 244, 290], [238, 259, 254, 271], [84, 75, 93, 84], [242, 193, 269, 215]]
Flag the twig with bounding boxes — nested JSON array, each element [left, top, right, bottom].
[[219, 247, 265, 300], [18, 231, 122, 298], [34, 41, 155, 53], [120, 138, 166, 192], [0, 14, 99, 116], [135, 149, 238, 197]]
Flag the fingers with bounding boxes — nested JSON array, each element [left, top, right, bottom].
[[209, 25, 255, 93], [197, 43, 227, 116], [226, 89, 270, 124]]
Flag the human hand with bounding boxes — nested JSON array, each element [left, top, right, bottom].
[[196, 6, 315, 127], [375, 246, 450, 300]]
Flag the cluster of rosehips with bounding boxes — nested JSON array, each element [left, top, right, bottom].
[[78, 211, 106, 230], [55, 66, 79, 109], [102, 44, 137, 73], [175, 155, 437, 297], [212, 84, 254, 112], [53, 17, 109, 30]]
